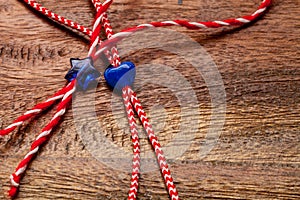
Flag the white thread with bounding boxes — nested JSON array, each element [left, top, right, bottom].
[[51, 109, 66, 122], [252, 8, 266, 16], [24, 146, 39, 159], [6, 121, 23, 129], [15, 165, 27, 176], [36, 129, 52, 140], [236, 18, 251, 23], [62, 85, 76, 101], [189, 22, 207, 28], [93, 15, 102, 31], [10, 175, 19, 187], [45, 94, 64, 102], [214, 20, 230, 26], [137, 24, 154, 28], [88, 37, 99, 56], [161, 21, 179, 25], [24, 109, 41, 115]]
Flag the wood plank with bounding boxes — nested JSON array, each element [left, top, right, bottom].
[[0, 0, 299, 199]]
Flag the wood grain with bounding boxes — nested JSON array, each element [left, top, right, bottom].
[[0, 0, 299, 199]]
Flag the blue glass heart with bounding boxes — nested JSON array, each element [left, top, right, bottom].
[[65, 57, 100, 91], [104, 61, 136, 92]]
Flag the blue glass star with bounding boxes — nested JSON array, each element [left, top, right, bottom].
[[65, 57, 101, 91]]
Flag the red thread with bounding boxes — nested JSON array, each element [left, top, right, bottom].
[[95, 0, 272, 56]]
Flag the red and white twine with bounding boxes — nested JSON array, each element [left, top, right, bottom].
[[124, 86, 180, 199], [1, 0, 272, 199], [122, 88, 141, 199], [7, 0, 112, 198], [0, 85, 67, 136], [95, 0, 272, 56], [8, 79, 76, 197]]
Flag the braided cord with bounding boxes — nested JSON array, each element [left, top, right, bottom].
[[91, 0, 121, 66], [0, 0, 119, 138], [22, 0, 92, 36], [95, 0, 272, 56], [22, 0, 119, 65], [122, 88, 141, 200], [0, 0, 120, 138], [22, 0, 271, 63], [21, 0, 271, 62], [125, 86, 180, 200], [4, 0, 273, 198], [7, 2, 111, 198], [88, 0, 113, 58], [102, 13, 121, 67]]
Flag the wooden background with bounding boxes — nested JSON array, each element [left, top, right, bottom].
[[0, 0, 299, 199]]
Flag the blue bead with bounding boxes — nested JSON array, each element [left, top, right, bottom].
[[104, 61, 136, 92], [65, 57, 100, 91]]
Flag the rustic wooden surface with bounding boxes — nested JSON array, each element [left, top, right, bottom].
[[0, 0, 299, 199]]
